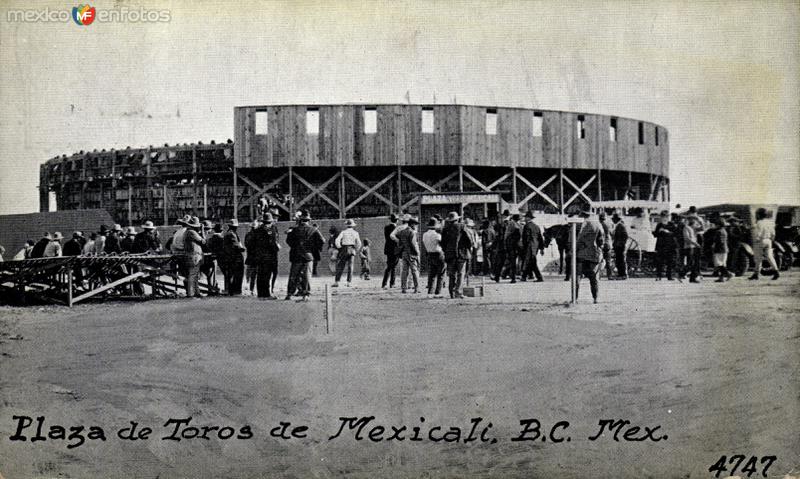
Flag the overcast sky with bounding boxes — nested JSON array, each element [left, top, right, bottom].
[[1, 0, 798, 215]]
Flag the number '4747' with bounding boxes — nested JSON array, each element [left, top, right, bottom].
[[708, 455, 777, 478]]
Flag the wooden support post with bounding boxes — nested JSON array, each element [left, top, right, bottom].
[[340, 166, 346, 219], [458, 165, 464, 192], [559, 168, 564, 215], [162, 183, 168, 226], [512, 167, 518, 206], [324, 283, 332, 334], [192, 147, 198, 215], [396, 165, 402, 212], [570, 221, 577, 305], [127, 184, 133, 226], [288, 166, 294, 219], [67, 268, 73, 307], [232, 166, 238, 221], [598, 169, 603, 202], [203, 183, 208, 218], [145, 149, 152, 220], [110, 152, 117, 221]]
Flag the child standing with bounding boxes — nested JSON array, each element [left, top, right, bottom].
[[360, 239, 372, 280]]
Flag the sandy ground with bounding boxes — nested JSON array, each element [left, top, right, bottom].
[[1, 270, 798, 479]]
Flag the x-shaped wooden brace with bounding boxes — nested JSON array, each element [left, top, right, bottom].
[[236, 171, 290, 213], [461, 169, 511, 193], [293, 171, 341, 212], [562, 173, 597, 208], [515, 172, 558, 209], [400, 170, 459, 210], [344, 171, 395, 212]]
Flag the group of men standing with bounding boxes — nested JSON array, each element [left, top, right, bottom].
[[488, 210, 547, 284]]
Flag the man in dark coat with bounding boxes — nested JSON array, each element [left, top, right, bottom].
[[491, 210, 510, 282], [440, 212, 473, 299], [611, 213, 629, 279], [654, 211, 679, 280], [503, 214, 522, 283], [285, 211, 324, 300], [31, 233, 51, 258], [396, 216, 420, 293], [575, 210, 604, 303], [222, 219, 245, 295], [104, 224, 123, 254], [521, 210, 545, 282], [62, 232, 84, 256], [247, 213, 281, 298], [382, 213, 400, 288], [133, 221, 162, 254], [120, 227, 137, 253]]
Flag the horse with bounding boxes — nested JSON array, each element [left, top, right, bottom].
[[543, 224, 570, 275]]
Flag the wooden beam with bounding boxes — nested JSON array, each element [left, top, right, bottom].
[[232, 166, 238, 221], [563, 174, 597, 208], [344, 171, 395, 211], [559, 168, 564, 214], [236, 171, 290, 213], [515, 173, 558, 209], [71, 271, 147, 305], [461, 170, 490, 192], [340, 167, 346, 219], [293, 171, 341, 211], [512, 167, 518, 204], [486, 172, 511, 191], [402, 171, 437, 193]]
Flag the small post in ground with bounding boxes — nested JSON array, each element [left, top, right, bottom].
[[324, 283, 333, 334]]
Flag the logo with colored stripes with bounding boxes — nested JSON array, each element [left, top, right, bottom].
[[72, 4, 96, 25]]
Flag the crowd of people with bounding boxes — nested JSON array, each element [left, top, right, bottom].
[[0, 204, 786, 304]]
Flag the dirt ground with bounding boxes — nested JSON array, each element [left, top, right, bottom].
[[1, 270, 798, 479]]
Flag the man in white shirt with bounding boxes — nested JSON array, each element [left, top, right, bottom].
[[333, 219, 362, 287], [749, 208, 779, 280], [422, 218, 445, 296]]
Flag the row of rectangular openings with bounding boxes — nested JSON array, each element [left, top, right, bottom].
[[254, 109, 660, 144]]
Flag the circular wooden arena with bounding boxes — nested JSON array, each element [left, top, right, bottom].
[[39, 104, 669, 224]]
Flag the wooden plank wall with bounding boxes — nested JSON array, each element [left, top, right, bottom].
[[233, 105, 668, 176]]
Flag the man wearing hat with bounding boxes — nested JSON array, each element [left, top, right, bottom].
[[30, 233, 51, 259], [63, 232, 84, 257], [521, 210, 545, 282], [503, 213, 523, 283], [491, 210, 510, 282], [247, 213, 281, 299], [333, 219, 362, 287], [463, 218, 479, 279], [396, 216, 421, 293], [574, 209, 604, 303], [120, 227, 137, 253], [611, 213, 629, 279], [440, 211, 473, 299], [286, 210, 324, 299], [169, 216, 191, 254], [104, 224, 123, 255], [221, 219, 246, 295], [43, 232, 63, 257], [382, 213, 400, 289], [244, 218, 262, 295], [653, 210, 679, 280], [710, 216, 733, 282], [422, 217, 445, 296], [180, 216, 206, 298], [94, 225, 108, 255], [134, 221, 161, 254], [198, 220, 219, 294]]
